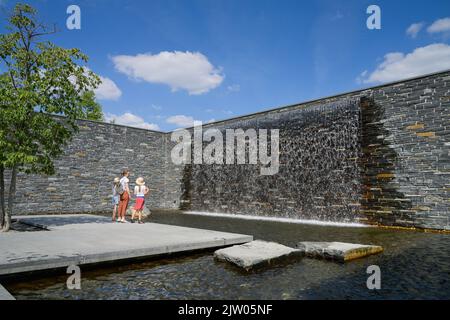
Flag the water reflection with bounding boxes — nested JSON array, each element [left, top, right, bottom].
[[6, 210, 450, 300]]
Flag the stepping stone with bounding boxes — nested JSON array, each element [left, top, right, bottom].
[[214, 240, 302, 271], [296, 242, 383, 262]]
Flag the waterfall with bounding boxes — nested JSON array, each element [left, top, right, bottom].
[[180, 98, 364, 223]]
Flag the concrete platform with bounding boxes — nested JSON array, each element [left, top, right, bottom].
[[0, 215, 252, 276], [214, 240, 302, 271], [0, 284, 15, 300], [296, 241, 383, 262]]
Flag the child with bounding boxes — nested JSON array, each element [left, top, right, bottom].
[[112, 177, 121, 222], [132, 177, 149, 224]]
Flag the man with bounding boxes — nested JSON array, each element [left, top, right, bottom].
[[118, 169, 130, 223]]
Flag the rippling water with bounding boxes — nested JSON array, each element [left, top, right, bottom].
[[6, 210, 450, 300]]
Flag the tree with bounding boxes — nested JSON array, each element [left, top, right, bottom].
[[80, 91, 104, 121], [0, 3, 100, 231]]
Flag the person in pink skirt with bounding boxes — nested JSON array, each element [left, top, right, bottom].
[[132, 177, 149, 224]]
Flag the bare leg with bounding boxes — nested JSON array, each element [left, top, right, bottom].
[[118, 195, 124, 221], [112, 205, 117, 221], [120, 192, 129, 222]]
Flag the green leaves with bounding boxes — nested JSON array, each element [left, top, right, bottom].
[[0, 3, 101, 174], [0, 3, 105, 230], [80, 91, 104, 121]]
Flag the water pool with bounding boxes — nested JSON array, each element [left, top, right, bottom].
[[5, 210, 450, 300]]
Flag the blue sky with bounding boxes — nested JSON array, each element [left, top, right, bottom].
[[1, 0, 450, 131]]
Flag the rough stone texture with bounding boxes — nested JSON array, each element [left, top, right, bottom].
[[296, 241, 383, 262], [0, 284, 15, 300], [179, 70, 450, 230], [5, 121, 174, 213], [0, 215, 253, 276], [214, 240, 302, 270], [5, 70, 450, 230], [181, 99, 363, 222]]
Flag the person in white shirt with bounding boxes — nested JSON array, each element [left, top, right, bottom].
[[131, 177, 149, 224], [118, 169, 130, 223]]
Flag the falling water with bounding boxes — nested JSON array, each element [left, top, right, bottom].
[[180, 99, 364, 223]]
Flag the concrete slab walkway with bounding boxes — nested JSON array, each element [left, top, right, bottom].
[[0, 215, 252, 276]]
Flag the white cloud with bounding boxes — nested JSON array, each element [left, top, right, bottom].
[[406, 22, 425, 38], [227, 84, 240, 92], [427, 17, 450, 34], [331, 11, 344, 21], [165, 114, 215, 128], [95, 75, 122, 101], [356, 70, 368, 84], [360, 43, 450, 84], [222, 109, 234, 115], [104, 112, 160, 131], [204, 108, 233, 115], [112, 51, 224, 95], [70, 68, 122, 101], [166, 115, 198, 128]]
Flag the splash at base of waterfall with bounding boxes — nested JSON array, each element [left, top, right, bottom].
[[183, 211, 369, 228]]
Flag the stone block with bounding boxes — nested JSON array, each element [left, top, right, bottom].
[[416, 132, 436, 137], [296, 242, 383, 262], [376, 173, 395, 179], [406, 123, 425, 130], [214, 240, 302, 271]]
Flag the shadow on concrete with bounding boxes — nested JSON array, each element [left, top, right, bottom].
[[15, 214, 111, 229]]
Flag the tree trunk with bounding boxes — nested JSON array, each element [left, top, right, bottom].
[[3, 165, 17, 232], [0, 164, 4, 229]]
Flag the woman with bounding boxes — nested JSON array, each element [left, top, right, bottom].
[[111, 177, 121, 222], [118, 169, 130, 223], [132, 177, 149, 224]]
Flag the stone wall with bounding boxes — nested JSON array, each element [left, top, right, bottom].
[[5, 70, 450, 230], [169, 70, 450, 230], [7, 120, 168, 214]]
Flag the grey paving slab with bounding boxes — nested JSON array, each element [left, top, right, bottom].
[[0, 215, 253, 276]]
